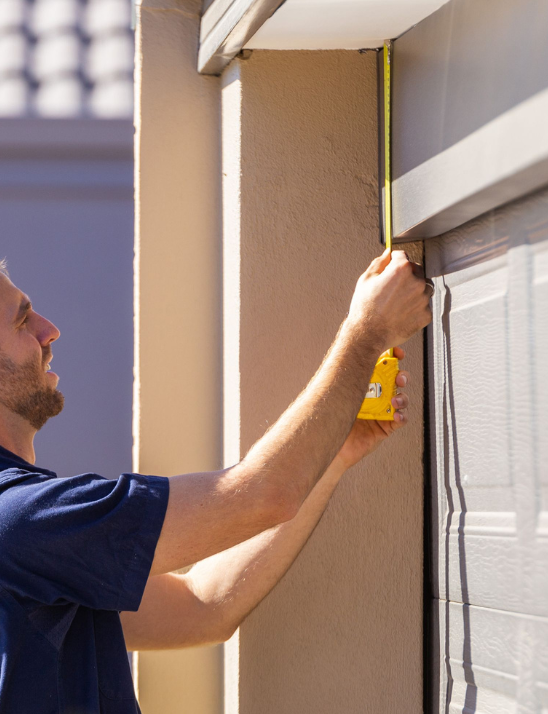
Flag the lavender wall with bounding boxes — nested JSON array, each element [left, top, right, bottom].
[[0, 117, 134, 479]]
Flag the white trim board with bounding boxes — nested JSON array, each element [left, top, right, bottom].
[[393, 88, 548, 241], [199, 0, 449, 75], [391, 0, 548, 241], [244, 0, 450, 50], [199, 0, 285, 75]]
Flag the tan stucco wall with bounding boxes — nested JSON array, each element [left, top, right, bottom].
[[135, 5, 424, 706], [133, 0, 223, 710], [222, 50, 424, 714]]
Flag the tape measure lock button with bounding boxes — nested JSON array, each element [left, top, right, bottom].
[[365, 382, 382, 398]]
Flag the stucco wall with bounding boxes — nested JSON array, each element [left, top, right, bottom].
[[222, 50, 424, 714], [133, 0, 223, 710]]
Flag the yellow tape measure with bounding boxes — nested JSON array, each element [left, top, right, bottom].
[[383, 41, 392, 255], [357, 41, 398, 422]]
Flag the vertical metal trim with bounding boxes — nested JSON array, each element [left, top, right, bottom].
[[423, 262, 438, 713], [424, 242, 442, 714]]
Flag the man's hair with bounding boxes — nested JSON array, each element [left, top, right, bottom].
[[0, 258, 8, 277]]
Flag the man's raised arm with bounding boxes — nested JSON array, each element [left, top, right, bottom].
[[149, 250, 431, 576], [122, 353, 411, 650]]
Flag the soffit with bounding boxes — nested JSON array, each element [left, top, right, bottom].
[[198, 0, 449, 74], [244, 0, 450, 50]]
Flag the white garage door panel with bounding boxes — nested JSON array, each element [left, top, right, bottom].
[[426, 186, 548, 712], [436, 601, 548, 714], [445, 533, 520, 612], [443, 261, 522, 611], [445, 266, 511, 487]]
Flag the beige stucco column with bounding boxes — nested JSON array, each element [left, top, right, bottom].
[[222, 50, 424, 714], [133, 0, 222, 711]]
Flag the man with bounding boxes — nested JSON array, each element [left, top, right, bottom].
[[0, 250, 431, 712]]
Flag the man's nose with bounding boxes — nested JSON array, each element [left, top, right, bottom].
[[36, 314, 60, 345]]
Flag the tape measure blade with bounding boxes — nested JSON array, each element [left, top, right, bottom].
[[384, 41, 393, 357], [383, 41, 392, 253]]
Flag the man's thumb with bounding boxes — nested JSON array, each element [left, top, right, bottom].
[[368, 248, 391, 275]]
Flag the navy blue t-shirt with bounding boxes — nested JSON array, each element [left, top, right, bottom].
[[0, 445, 169, 713]]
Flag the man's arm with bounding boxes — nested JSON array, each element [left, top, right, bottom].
[[149, 251, 431, 576], [122, 365, 411, 649], [122, 460, 346, 649]]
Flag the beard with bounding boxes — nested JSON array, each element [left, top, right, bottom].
[[0, 351, 64, 430]]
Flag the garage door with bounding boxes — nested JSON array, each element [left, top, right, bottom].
[[425, 186, 548, 713]]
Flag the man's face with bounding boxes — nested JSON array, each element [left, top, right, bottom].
[[0, 274, 64, 430]]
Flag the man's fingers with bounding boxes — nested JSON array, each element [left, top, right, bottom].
[[392, 367, 410, 428], [389, 250, 423, 279], [392, 393, 409, 410], [392, 346, 405, 360], [393, 409, 408, 426], [367, 248, 391, 276], [390, 250, 410, 266], [385, 252, 426, 290]]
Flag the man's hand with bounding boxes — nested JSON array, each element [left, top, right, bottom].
[[337, 345, 410, 470], [346, 250, 432, 353]]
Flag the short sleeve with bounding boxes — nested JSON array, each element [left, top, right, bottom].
[[0, 472, 169, 611]]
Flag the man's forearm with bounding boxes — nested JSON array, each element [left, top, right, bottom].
[[124, 358, 413, 650], [238, 321, 380, 510], [124, 457, 347, 650], [186, 456, 346, 639], [151, 323, 380, 575]]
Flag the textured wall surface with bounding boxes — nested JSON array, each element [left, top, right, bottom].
[[222, 50, 425, 714], [133, 0, 223, 709], [425, 186, 548, 714]]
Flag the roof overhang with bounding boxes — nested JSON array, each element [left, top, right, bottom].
[[199, 0, 449, 74]]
